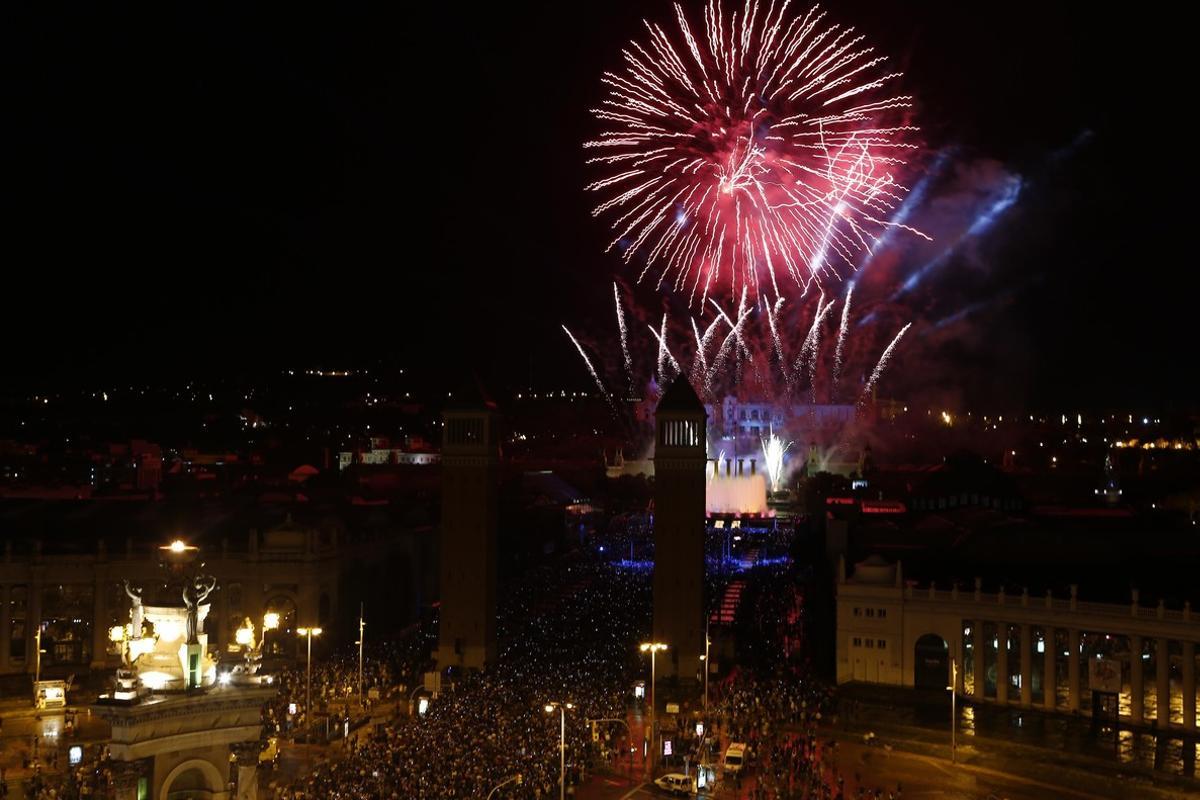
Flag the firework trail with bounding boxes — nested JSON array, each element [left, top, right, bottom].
[[690, 317, 709, 383], [761, 430, 793, 492], [586, 0, 925, 306], [794, 294, 836, 386], [562, 324, 611, 402], [614, 282, 635, 395], [832, 282, 854, 390], [859, 322, 912, 404], [706, 294, 753, 391], [765, 296, 787, 372], [651, 315, 682, 382], [564, 282, 913, 416]]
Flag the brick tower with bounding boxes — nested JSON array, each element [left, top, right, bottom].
[[436, 404, 499, 670], [652, 377, 708, 680]]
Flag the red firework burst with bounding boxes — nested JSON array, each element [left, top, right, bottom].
[[586, 0, 927, 306]]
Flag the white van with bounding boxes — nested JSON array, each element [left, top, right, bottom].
[[653, 773, 695, 795], [723, 742, 747, 775]]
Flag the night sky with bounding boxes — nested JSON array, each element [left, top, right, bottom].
[[2, 3, 1191, 410]]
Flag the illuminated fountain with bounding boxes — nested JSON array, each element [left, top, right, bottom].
[[706, 455, 768, 516]]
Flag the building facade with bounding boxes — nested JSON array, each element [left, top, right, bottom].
[[836, 555, 1200, 730], [0, 514, 429, 679]]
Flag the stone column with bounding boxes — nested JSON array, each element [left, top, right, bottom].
[[1067, 628, 1081, 712], [996, 624, 1009, 704], [1019, 624, 1033, 707], [972, 620, 985, 701], [1130, 634, 1144, 725], [1043, 627, 1056, 711], [111, 761, 143, 800], [1156, 637, 1170, 730], [1183, 641, 1196, 731], [27, 568, 44, 676], [232, 741, 264, 800], [955, 636, 966, 694]]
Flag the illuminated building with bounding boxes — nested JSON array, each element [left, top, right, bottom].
[[0, 506, 430, 678], [836, 555, 1198, 731]]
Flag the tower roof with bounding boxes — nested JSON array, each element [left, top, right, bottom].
[[656, 376, 704, 414]]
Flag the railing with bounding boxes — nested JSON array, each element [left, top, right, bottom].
[[899, 585, 1194, 628]]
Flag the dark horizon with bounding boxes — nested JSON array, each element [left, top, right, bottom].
[[2, 2, 1193, 411]]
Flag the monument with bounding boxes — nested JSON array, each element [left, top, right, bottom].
[[94, 540, 276, 800]]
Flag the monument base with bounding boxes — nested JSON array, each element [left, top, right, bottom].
[[94, 685, 274, 800]]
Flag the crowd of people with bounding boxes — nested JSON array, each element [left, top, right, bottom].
[[11, 743, 124, 800], [703, 563, 903, 800], [277, 553, 651, 799], [6, 520, 894, 800], [267, 527, 899, 800]]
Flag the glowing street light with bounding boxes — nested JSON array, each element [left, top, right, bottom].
[[639, 642, 668, 777], [297, 626, 323, 741], [235, 621, 255, 648], [544, 702, 574, 800]]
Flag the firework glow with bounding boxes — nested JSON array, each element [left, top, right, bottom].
[[761, 430, 792, 491], [584, 284, 909, 411], [859, 321, 911, 404], [586, 0, 928, 306]]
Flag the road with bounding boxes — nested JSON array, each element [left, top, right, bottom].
[[576, 740, 1169, 800]]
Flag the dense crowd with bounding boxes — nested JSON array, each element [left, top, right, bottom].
[[278, 554, 651, 799], [264, 642, 410, 739], [703, 564, 903, 800], [11, 520, 889, 800]]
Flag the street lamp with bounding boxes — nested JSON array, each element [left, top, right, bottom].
[[639, 642, 668, 777], [296, 626, 323, 742], [357, 603, 366, 709], [545, 702, 574, 800], [701, 622, 711, 717], [34, 625, 44, 685], [486, 773, 523, 800]]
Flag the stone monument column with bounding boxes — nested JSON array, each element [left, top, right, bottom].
[[111, 761, 144, 800], [1042, 627, 1057, 711], [1130, 634, 1144, 725]]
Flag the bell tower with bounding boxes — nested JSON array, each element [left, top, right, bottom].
[[436, 404, 500, 670], [652, 377, 708, 680]]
